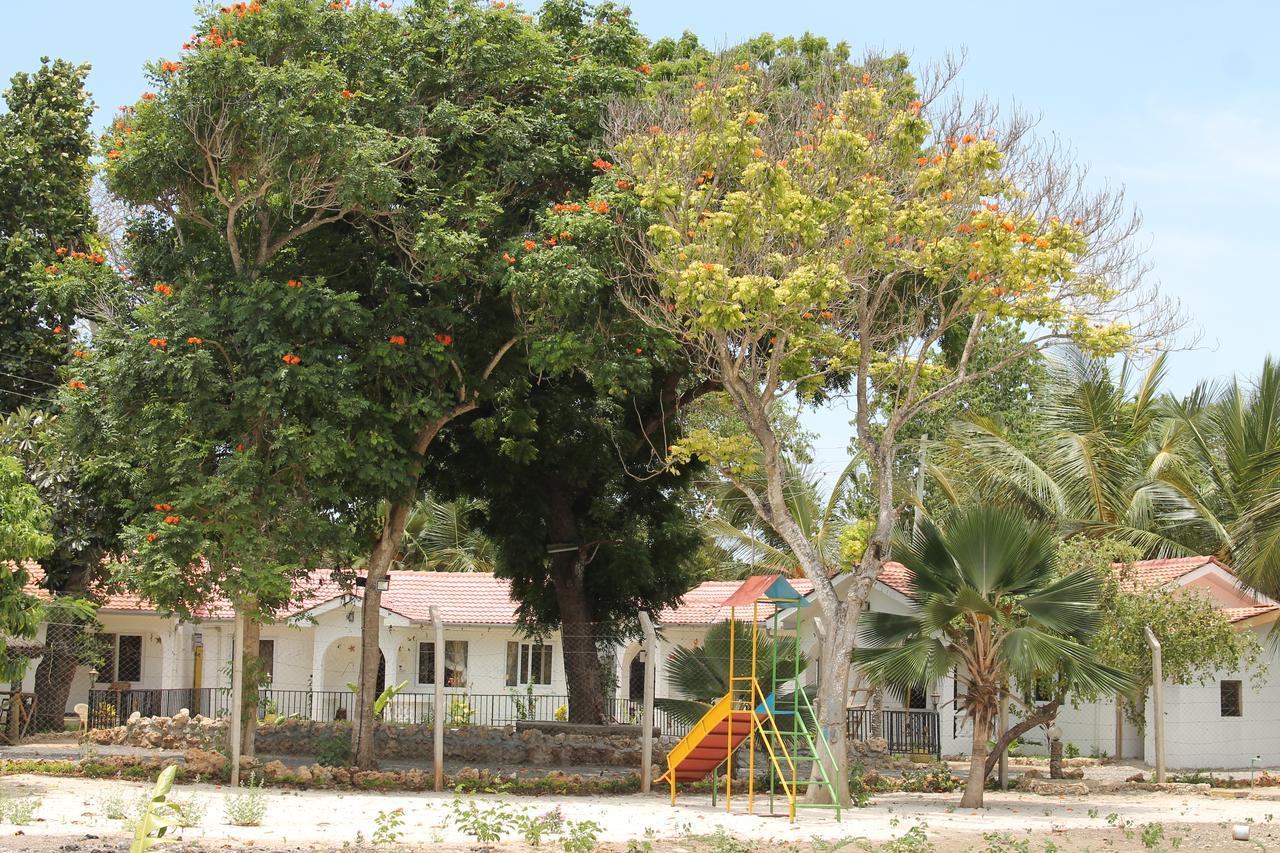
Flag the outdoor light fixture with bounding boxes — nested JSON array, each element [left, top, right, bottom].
[[192, 632, 203, 648], [376, 576, 390, 592]]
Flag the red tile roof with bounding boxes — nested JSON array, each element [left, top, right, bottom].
[[1222, 604, 1280, 624], [656, 577, 814, 626]]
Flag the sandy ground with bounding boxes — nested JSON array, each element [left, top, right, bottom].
[[4, 772, 1280, 851]]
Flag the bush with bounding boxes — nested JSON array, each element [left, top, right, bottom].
[[899, 765, 962, 794], [315, 734, 351, 767], [223, 772, 268, 826]]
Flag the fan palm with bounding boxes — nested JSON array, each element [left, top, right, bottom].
[[854, 505, 1133, 807], [656, 620, 806, 727], [931, 350, 1214, 556]]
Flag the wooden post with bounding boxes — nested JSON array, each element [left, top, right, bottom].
[[191, 634, 204, 717], [1115, 698, 1124, 760], [229, 610, 245, 787], [1144, 626, 1166, 783], [431, 605, 445, 792], [638, 611, 657, 794], [997, 693, 1009, 791]]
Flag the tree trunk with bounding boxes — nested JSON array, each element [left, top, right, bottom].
[[240, 617, 260, 759], [353, 501, 413, 770], [983, 699, 1061, 779], [962, 711, 991, 808], [1049, 736, 1063, 779], [29, 565, 90, 732], [544, 479, 605, 725]]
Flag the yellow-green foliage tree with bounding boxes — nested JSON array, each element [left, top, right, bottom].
[[584, 55, 1174, 797]]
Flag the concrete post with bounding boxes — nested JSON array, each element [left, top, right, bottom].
[[431, 606, 444, 792], [997, 693, 1009, 791], [638, 612, 657, 793], [1144, 626, 1165, 783], [229, 610, 245, 787]]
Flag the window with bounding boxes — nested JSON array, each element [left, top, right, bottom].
[[1221, 680, 1243, 717], [906, 685, 929, 710], [506, 642, 553, 687], [258, 640, 275, 684], [99, 634, 143, 683], [417, 641, 468, 686]]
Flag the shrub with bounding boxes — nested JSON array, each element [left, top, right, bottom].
[[224, 772, 268, 826], [315, 734, 352, 767]]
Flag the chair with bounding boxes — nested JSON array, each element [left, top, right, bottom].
[[74, 703, 89, 737]]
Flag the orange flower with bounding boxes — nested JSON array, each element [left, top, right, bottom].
[[916, 156, 928, 166], [160, 61, 184, 73], [940, 190, 953, 201], [45, 265, 60, 273], [1017, 233, 1033, 243], [55, 247, 68, 256], [1000, 219, 1015, 232], [974, 221, 990, 231], [341, 89, 355, 99], [141, 92, 157, 101], [163, 515, 181, 524], [636, 64, 652, 75], [436, 333, 453, 346], [615, 179, 632, 189], [967, 271, 981, 281], [647, 125, 663, 135], [154, 503, 173, 512], [72, 349, 87, 358], [735, 61, 751, 72], [379, 1, 391, 7], [591, 200, 609, 214], [908, 100, 922, 115], [282, 353, 301, 365], [990, 286, 1006, 296], [693, 81, 706, 91], [544, 237, 557, 246], [149, 337, 168, 348], [955, 224, 973, 234], [107, 151, 121, 160], [523, 239, 537, 252], [701, 262, 716, 271], [592, 158, 614, 171], [1035, 237, 1050, 248], [961, 134, 976, 144], [154, 283, 173, 296], [802, 312, 813, 319], [287, 279, 302, 288], [635, 347, 643, 354], [744, 115, 759, 126], [146, 533, 158, 543], [819, 310, 834, 319], [53, 325, 63, 334], [187, 337, 204, 344], [502, 252, 517, 264], [861, 73, 872, 85], [560, 231, 572, 241], [389, 335, 406, 345], [752, 148, 765, 158], [67, 380, 87, 391]]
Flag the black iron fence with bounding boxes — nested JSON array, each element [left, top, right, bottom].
[[847, 708, 941, 756], [87, 687, 692, 737]]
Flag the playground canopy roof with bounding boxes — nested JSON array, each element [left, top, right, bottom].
[[720, 574, 810, 609]]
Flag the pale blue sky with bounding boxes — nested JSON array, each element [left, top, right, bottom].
[[5, 1, 1277, 477]]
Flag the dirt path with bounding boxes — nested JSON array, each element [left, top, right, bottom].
[[4, 772, 1280, 851]]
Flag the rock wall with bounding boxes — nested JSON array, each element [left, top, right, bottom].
[[89, 711, 674, 768]]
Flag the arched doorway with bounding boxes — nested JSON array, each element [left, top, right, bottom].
[[628, 652, 646, 702], [319, 639, 387, 720]]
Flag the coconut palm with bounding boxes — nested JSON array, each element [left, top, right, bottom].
[[1168, 359, 1280, 596], [931, 349, 1214, 556], [395, 495, 496, 572], [854, 505, 1133, 807], [656, 620, 806, 727], [698, 455, 866, 579]]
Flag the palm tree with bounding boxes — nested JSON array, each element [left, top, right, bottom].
[[698, 455, 866, 579], [854, 506, 1132, 807], [395, 495, 496, 572], [656, 620, 805, 727], [932, 350, 1214, 556], [1169, 359, 1280, 596]]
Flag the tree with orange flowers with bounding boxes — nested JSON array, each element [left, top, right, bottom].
[[94, 0, 650, 768], [585, 54, 1178, 801]]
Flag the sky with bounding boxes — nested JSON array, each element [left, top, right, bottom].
[[4, 0, 1278, 481]]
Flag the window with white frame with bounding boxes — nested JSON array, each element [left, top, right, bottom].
[[417, 641, 468, 687], [506, 642, 553, 687]]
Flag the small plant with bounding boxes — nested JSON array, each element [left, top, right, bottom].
[[91, 701, 119, 729], [875, 825, 934, 853], [561, 818, 603, 853], [1064, 742, 1081, 759], [1139, 823, 1164, 850], [697, 827, 754, 853], [170, 793, 206, 828], [372, 807, 405, 845], [448, 695, 476, 727], [129, 764, 184, 852], [315, 733, 352, 767], [98, 789, 134, 820], [223, 772, 268, 827], [0, 794, 41, 825], [449, 796, 517, 844], [513, 683, 537, 722], [981, 832, 1032, 853], [554, 704, 569, 722], [519, 806, 564, 847], [1087, 808, 1099, 819]]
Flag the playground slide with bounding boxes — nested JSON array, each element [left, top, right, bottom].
[[657, 692, 772, 784]]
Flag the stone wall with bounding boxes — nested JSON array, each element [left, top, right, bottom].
[[89, 712, 674, 768]]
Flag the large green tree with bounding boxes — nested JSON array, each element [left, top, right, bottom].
[[0, 58, 97, 412], [93, 0, 651, 767], [0, 455, 52, 681], [581, 53, 1167, 799]]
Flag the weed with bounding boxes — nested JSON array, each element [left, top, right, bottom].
[[371, 807, 404, 845], [315, 734, 351, 768], [1087, 808, 1098, 819], [1139, 822, 1164, 849], [873, 824, 934, 853], [97, 790, 134, 820], [449, 796, 517, 844], [0, 794, 41, 825], [223, 772, 268, 826], [981, 832, 1031, 852], [561, 818, 603, 853]]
